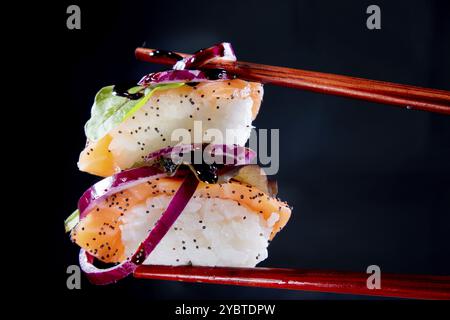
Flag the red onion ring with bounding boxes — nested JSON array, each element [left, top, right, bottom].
[[137, 69, 235, 86], [77, 166, 165, 219], [79, 172, 199, 285], [138, 43, 237, 86], [173, 42, 236, 70], [145, 144, 256, 166]]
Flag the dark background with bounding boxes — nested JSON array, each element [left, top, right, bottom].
[[37, 0, 450, 301]]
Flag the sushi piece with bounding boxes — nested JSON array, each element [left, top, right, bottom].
[[71, 173, 290, 267], [79, 79, 263, 177]]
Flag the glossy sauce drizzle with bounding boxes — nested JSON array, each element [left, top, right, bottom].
[[113, 82, 144, 100]]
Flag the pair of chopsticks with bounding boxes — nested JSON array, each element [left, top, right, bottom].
[[135, 47, 450, 115], [133, 47, 450, 299], [134, 265, 450, 300]]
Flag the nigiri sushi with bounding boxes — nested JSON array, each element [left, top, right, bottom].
[[71, 167, 290, 267], [79, 79, 263, 177]]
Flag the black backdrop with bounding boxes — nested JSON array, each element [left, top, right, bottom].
[[36, 0, 450, 301]]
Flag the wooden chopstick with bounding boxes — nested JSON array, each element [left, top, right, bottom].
[[135, 47, 450, 115], [134, 265, 450, 300]]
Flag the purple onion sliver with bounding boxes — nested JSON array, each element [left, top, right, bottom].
[[77, 166, 164, 218], [138, 70, 206, 86], [138, 69, 235, 86], [173, 42, 236, 70], [144, 144, 256, 166], [79, 249, 137, 285]]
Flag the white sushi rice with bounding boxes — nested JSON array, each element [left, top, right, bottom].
[[108, 88, 254, 169], [119, 196, 279, 267]]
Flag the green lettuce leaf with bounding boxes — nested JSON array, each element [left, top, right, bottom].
[[85, 83, 184, 141], [64, 209, 80, 233]]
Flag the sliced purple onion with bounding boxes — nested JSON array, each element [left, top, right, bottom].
[[145, 144, 256, 166], [138, 69, 234, 86], [79, 172, 199, 285], [77, 166, 165, 219], [173, 42, 236, 70], [138, 43, 237, 86]]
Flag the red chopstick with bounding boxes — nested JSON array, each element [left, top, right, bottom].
[[135, 47, 450, 115], [134, 265, 450, 300]]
